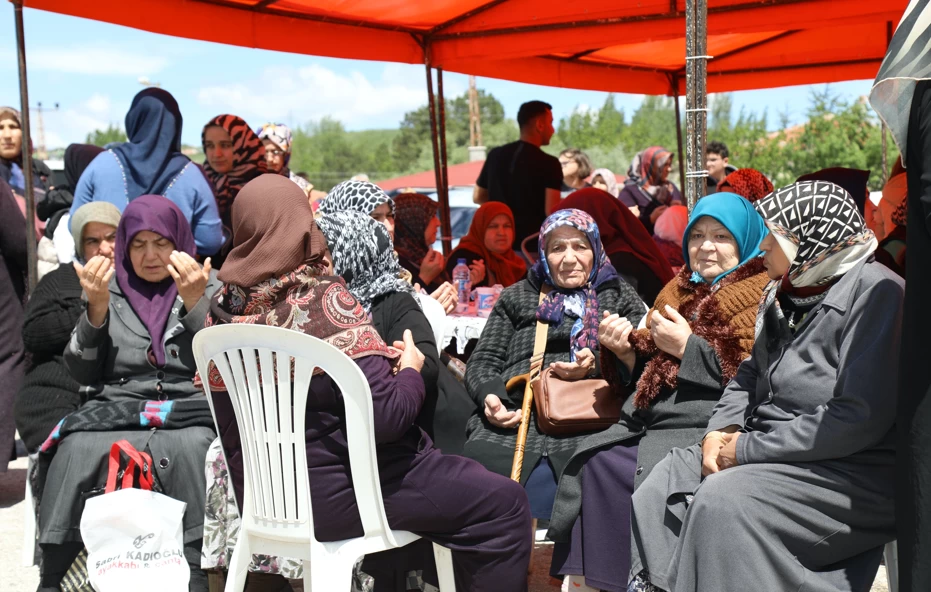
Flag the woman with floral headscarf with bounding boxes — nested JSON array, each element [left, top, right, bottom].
[[202, 114, 268, 227], [629, 181, 902, 592], [462, 209, 645, 523], [256, 122, 313, 195], [547, 193, 769, 592], [619, 146, 683, 235]]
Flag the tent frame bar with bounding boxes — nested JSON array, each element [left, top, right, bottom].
[[424, 62, 453, 256], [430, 0, 813, 41], [12, 0, 38, 294]]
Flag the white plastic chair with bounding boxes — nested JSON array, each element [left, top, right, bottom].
[[415, 292, 447, 355], [22, 453, 37, 566], [885, 540, 898, 592], [192, 324, 455, 592]]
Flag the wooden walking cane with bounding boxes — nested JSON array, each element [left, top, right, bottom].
[[509, 290, 549, 482]]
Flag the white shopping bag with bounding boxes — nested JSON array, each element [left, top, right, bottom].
[[80, 440, 190, 592], [82, 488, 190, 591]]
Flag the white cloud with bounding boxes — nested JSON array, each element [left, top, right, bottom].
[[196, 63, 446, 129], [0, 46, 167, 76], [37, 94, 126, 149], [84, 94, 112, 117]]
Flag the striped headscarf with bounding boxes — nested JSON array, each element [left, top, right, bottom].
[[626, 146, 675, 199], [202, 114, 268, 222]]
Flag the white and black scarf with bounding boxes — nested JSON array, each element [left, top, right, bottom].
[[317, 210, 413, 313], [320, 179, 395, 216], [870, 0, 931, 163], [753, 181, 878, 334]]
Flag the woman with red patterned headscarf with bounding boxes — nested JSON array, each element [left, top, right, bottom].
[[618, 146, 683, 235]]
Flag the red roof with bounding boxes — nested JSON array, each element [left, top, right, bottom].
[[377, 160, 485, 192]]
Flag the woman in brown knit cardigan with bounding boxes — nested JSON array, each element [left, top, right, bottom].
[[547, 193, 770, 592]]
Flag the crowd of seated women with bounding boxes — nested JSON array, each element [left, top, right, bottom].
[[2, 83, 904, 592]]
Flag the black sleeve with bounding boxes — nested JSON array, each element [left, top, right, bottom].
[[545, 156, 563, 190], [464, 286, 519, 408], [0, 180, 28, 267], [371, 292, 441, 435], [22, 267, 84, 356], [913, 81, 931, 237], [476, 155, 490, 189], [445, 248, 486, 286]]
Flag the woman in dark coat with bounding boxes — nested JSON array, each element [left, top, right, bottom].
[[547, 193, 770, 592], [870, 6, 931, 584], [462, 209, 646, 521], [207, 174, 532, 592], [40, 195, 218, 591], [629, 181, 901, 592], [556, 188, 674, 304], [0, 106, 49, 193], [15, 202, 121, 453], [39, 143, 104, 243], [318, 210, 442, 439], [393, 192, 448, 293], [0, 178, 29, 471]]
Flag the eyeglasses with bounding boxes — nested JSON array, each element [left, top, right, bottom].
[[266, 149, 285, 157]]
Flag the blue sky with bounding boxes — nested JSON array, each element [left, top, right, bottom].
[[0, 7, 878, 150]]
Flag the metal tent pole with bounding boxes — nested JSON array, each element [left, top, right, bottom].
[[672, 75, 686, 188], [436, 68, 452, 256], [684, 0, 709, 209], [424, 61, 448, 255], [881, 20, 894, 184], [13, 0, 38, 294]]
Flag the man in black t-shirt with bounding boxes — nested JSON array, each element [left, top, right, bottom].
[[474, 101, 562, 251]]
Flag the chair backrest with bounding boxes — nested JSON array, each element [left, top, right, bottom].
[[414, 292, 446, 354], [192, 324, 397, 545], [521, 232, 539, 265]]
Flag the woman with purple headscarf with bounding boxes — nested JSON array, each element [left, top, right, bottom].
[[38, 195, 220, 592]]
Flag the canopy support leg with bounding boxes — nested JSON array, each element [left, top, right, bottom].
[[424, 62, 451, 257], [436, 68, 452, 257], [685, 0, 709, 209], [673, 75, 686, 189], [13, 0, 38, 294]]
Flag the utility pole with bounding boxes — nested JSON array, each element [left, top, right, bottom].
[[468, 76, 482, 147], [467, 76, 486, 161], [32, 101, 58, 160]]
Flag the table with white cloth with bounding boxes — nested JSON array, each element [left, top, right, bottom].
[[442, 306, 489, 354]]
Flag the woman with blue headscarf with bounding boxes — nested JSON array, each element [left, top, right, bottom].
[[462, 209, 647, 526], [547, 193, 770, 592], [70, 88, 223, 255]]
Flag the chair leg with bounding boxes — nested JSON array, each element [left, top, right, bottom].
[[885, 540, 899, 592], [432, 543, 456, 591], [304, 554, 356, 592], [21, 455, 37, 567], [225, 535, 251, 592], [528, 518, 537, 575]]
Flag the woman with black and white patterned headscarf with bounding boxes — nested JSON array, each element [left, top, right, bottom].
[[319, 179, 396, 238]]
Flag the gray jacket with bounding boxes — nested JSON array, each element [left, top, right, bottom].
[[64, 272, 221, 402], [706, 259, 903, 466]]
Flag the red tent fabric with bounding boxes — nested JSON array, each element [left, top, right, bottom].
[[376, 160, 485, 192], [22, 0, 908, 94]]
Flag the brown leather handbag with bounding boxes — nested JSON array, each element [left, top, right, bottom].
[[526, 293, 623, 436]]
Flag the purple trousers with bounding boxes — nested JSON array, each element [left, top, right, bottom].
[[550, 441, 639, 592]]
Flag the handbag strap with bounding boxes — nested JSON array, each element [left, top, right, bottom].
[[529, 287, 551, 381], [105, 440, 154, 493]]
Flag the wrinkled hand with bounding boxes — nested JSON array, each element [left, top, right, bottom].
[[484, 394, 523, 429], [420, 249, 445, 284], [650, 305, 692, 359], [599, 311, 635, 369], [649, 205, 669, 224], [393, 329, 426, 373], [430, 281, 458, 314], [550, 348, 595, 380], [74, 256, 114, 327], [167, 251, 212, 312], [469, 259, 486, 286], [716, 432, 741, 471]]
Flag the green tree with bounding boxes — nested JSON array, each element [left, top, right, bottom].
[[86, 124, 127, 146]]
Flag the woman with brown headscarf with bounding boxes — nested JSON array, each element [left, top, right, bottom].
[[205, 174, 532, 591]]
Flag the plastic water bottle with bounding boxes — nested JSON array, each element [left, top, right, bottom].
[[453, 258, 471, 314]]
